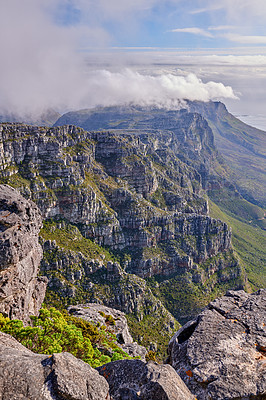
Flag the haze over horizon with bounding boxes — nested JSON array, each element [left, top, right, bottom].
[[1, 0, 266, 127]]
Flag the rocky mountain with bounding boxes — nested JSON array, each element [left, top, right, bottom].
[[0, 184, 47, 322], [0, 122, 244, 324], [54, 101, 266, 207], [187, 101, 266, 208], [52, 102, 266, 290]]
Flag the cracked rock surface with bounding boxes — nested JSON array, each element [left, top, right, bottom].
[[0, 331, 110, 400], [97, 359, 194, 400], [0, 184, 47, 322], [168, 289, 266, 400]]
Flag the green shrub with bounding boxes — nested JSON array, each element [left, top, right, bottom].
[[0, 307, 130, 368]]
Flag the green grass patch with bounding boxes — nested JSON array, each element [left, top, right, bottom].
[[209, 200, 266, 290]]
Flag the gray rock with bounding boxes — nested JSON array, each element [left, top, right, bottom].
[[168, 289, 266, 400], [0, 331, 110, 400], [0, 184, 47, 322], [51, 352, 110, 400], [97, 359, 194, 399], [67, 303, 147, 360]]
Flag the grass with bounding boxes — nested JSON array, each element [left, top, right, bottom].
[[209, 200, 266, 290], [40, 219, 114, 262]]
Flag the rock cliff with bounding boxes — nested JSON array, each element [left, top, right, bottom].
[[0, 121, 245, 340], [0, 123, 236, 278], [0, 184, 47, 322], [168, 289, 266, 400]]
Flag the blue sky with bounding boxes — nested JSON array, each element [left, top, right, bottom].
[[53, 0, 266, 50], [1, 0, 266, 120]]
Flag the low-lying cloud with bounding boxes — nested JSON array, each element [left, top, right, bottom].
[[0, 0, 237, 118], [79, 69, 237, 110]]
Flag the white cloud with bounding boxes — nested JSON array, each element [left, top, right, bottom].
[[208, 25, 237, 31], [190, 5, 224, 15], [196, 0, 266, 21], [78, 69, 237, 110], [170, 27, 214, 38], [223, 33, 266, 44]]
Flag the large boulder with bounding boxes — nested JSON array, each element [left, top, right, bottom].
[[97, 359, 195, 399], [0, 184, 47, 322], [68, 303, 147, 360], [0, 331, 110, 400], [168, 289, 266, 400]]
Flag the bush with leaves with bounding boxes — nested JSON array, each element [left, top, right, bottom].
[[0, 307, 131, 368]]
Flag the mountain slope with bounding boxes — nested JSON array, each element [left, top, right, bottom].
[[187, 101, 266, 207]]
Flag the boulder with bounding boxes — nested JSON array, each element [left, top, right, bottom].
[[0, 331, 110, 400], [0, 184, 47, 322], [68, 303, 147, 360], [97, 359, 195, 399], [168, 289, 266, 400]]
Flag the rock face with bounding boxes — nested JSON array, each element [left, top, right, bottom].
[[0, 122, 244, 333], [97, 359, 195, 400], [0, 331, 110, 400], [0, 184, 47, 322], [168, 289, 266, 400], [68, 303, 147, 360], [0, 123, 238, 281]]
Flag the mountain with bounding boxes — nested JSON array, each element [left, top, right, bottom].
[[54, 102, 266, 208], [53, 103, 266, 288], [187, 101, 266, 208], [0, 118, 247, 351]]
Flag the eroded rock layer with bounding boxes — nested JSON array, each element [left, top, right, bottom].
[[0, 184, 47, 322]]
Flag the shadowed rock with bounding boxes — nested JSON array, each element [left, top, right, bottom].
[[168, 289, 266, 400], [97, 359, 195, 399], [0, 184, 47, 322]]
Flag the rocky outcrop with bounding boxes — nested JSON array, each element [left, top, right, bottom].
[[0, 184, 47, 322], [168, 289, 266, 400], [97, 359, 195, 400], [0, 331, 110, 400], [68, 303, 147, 360]]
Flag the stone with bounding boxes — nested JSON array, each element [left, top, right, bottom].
[[0, 331, 110, 400], [168, 289, 266, 400], [0, 184, 47, 322], [97, 359, 195, 400], [51, 352, 110, 400], [67, 303, 147, 360]]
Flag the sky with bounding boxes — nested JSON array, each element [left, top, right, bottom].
[[1, 0, 266, 127]]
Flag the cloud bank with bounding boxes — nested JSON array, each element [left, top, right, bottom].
[[0, 0, 237, 118], [80, 69, 237, 110]]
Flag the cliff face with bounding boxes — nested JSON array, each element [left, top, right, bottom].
[[0, 184, 47, 322], [0, 123, 234, 279]]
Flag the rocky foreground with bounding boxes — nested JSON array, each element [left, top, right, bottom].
[[0, 289, 265, 400]]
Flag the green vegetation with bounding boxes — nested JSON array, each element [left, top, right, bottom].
[[209, 200, 266, 290], [209, 188, 265, 230], [40, 219, 114, 262], [126, 313, 180, 360], [0, 307, 131, 367], [146, 260, 242, 326]]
